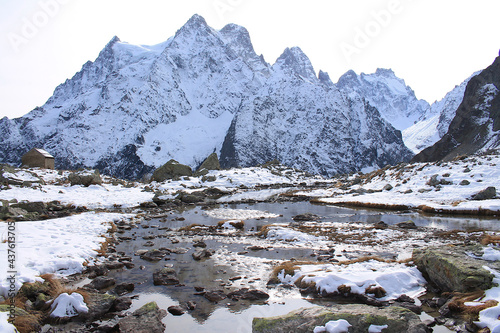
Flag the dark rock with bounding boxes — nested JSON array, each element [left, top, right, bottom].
[[151, 159, 192, 182], [11, 201, 47, 213], [192, 248, 215, 261], [247, 245, 266, 251], [140, 201, 158, 208], [68, 169, 102, 186], [111, 296, 132, 312], [105, 261, 125, 270], [292, 213, 321, 222], [87, 276, 116, 290], [153, 267, 179, 285], [179, 192, 205, 204], [113, 283, 135, 296], [396, 220, 417, 229], [87, 265, 110, 278], [374, 221, 389, 229], [195, 153, 221, 176], [80, 293, 117, 321], [186, 301, 197, 310], [167, 305, 185, 316], [140, 249, 168, 262], [252, 305, 430, 333], [115, 302, 166, 333], [413, 245, 497, 292], [471, 186, 496, 200], [193, 240, 207, 248], [383, 183, 393, 191], [459, 179, 471, 186], [204, 290, 227, 303], [228, 288, 270, 301]]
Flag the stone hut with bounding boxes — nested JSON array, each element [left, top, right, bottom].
[[21, 148, 55, 169]]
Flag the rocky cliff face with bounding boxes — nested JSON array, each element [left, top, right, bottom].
[[0, 14, 415, 179], [413, 57, 500, 162]]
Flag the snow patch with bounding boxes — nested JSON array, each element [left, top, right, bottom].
[[50, 292, 89, 318]]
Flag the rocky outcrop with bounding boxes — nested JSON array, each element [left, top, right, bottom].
[[195, 152, 221, 176], [412, 245, 498, 292], [115, 302, 166, 333], [151, 159, 192, 182], [413, 56, 500, 162], [252, 305, 429, 333]]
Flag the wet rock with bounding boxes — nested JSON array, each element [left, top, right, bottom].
[[115, 302, 166, 333], [169, 247, 188, 254], [192, 248, 215, 261], [151, 159, 193, 182], [292, 213, 321, 222], [247, 245, 266, 251], [228, 288, 270, 301], [186, 301, 197, 310], [80, 293, 117, 321], [86, 276, 116, 290], [203, 290, 227, 303], [105, 261, 125, 270], [153, 267, 179, 286], [140, 249, 168, 262], [113, 283, 135, 296], [111, 296, 132, 312], [471, 186, 496, 200], [374, 221, 389, 229], [252, 305, 430, 333], [179, 192, 205, 204], [168, 305, 185, 316], [396, 220, 417, 229], [193, 240, 207, 248], [413, 245, 497, 292], [68, 169, 102, 187]]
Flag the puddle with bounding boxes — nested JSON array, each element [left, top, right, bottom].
[[106, 201, 500, 331]]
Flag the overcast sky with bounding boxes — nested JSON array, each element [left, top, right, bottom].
[[1, 0, 499, 119]]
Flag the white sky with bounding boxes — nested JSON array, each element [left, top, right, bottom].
[[0, 0, 499, 119]]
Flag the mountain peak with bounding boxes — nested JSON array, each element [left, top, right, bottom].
[[275, 47, 317, 82], [374, 68, 396, 77], [175, 14, 211, 38], [219, 23, 255, 55]]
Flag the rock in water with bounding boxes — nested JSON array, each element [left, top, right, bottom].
[[252, 305, 429, 333], [116, 302, 166, 333]]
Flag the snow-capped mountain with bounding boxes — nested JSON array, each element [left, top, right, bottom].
[[336, 68, 430, 131], [0, 15, 415, 179], [413, 56, 500, 162], [220, 47, 413, 175], [402, 72, 480, 153]]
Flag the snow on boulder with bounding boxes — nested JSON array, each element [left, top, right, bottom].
[[50, 292, 89, 317], [313, 319, 352, 333], [278, 260, 426, 301]]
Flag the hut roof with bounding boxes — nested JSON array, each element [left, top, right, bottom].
[[33, 148, 54, 158]]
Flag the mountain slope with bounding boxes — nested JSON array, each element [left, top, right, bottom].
[[413, 56, 500, 162], [336, 68, 430, 131], [402, 72, 479, 153], [0, 15, 414, 179]]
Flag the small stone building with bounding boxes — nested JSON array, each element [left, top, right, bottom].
[[21, 148, 55, 169]]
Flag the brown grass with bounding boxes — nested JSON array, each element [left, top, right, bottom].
[[178, 223, 204, 232], [480, 234, 500, 245], [268, 260, 319, 284], [447, 290, 498, 318], [95, 236, 114, 257]]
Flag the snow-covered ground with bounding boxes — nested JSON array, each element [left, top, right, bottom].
[[309, 152, 500, 214], [0, 212, 135, 297]]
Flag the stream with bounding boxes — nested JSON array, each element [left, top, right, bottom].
[[101, 202, 500, 332]]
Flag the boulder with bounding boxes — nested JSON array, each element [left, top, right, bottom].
[[252, 305, 429, 333], [151, 159, 192, 182], [412, 246, 497, 292], [396, 220, 417, 229], [115, 302, 166, 333], [195, 152, 221, 176], [471, 186, 496, 200], [68, 169, 102, 187], [192, 248, 215, 261], [153, 267, 179, 285], [86, 276, 116, 290]]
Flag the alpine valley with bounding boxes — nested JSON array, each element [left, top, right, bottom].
[[0, 14, 499, 179]]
